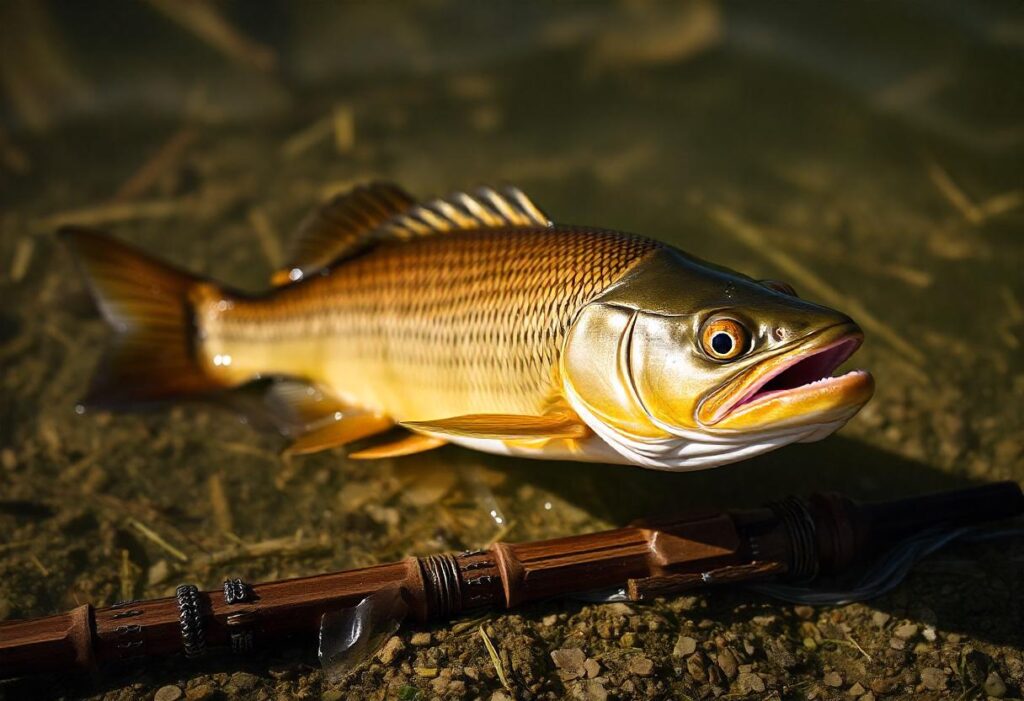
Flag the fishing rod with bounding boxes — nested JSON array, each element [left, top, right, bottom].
[[1, 481, 1021, 679]]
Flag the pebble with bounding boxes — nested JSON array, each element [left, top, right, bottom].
[[673, 635, 698, 657], [377, 635, 405, 665], [628, 656, 654, 676], [893, 622, 918, 640], [794, 605, 815, 619], [542, 614, 558, 626], [870, 611, 891, 627], [983, 670, 1007, 698], [409, 631, 432, 647], [736, 671, 766, 693], [860, 694, 875, 701], [919, 667, 947, 690], [716, 648, 738, 680], [686, 652, 707, 682], [847, 682, 866, 696], [490, 692, 512, 701], [584, 658, 600, 678], [889, 637, 906, 650], [619, 632, 637, 648], [922, 626, 937, 642], [229, 672, 257, 691], [551, 648, 587, 680], [577, 680, 608, 701], [184, 685, 214, 701], [154, 686, 182, 701], [823, 671, 843, 687]]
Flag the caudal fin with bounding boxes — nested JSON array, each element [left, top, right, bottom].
[[59, 227, 227, 406]]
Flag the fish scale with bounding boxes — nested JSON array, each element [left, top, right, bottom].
[[199, 227, 662, 420]]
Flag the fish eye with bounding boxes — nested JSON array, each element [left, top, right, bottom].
[[701, 317, 750, 361], [762, 279, 798, 297]]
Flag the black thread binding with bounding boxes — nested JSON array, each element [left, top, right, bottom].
[[175, 584, 207, 659]]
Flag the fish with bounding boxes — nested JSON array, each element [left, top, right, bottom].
[[60, 182, 873, 471]]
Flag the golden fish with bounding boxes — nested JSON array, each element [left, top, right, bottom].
[[61, 182, 873, 470]]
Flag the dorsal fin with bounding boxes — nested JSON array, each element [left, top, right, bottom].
[[382, 186, 552, 239], [271, 181, 416, 286]]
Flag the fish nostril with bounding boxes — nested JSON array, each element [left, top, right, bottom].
[[773, 328, 787, 341]]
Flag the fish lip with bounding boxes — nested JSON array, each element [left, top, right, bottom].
[[699, 323, 866, 426]]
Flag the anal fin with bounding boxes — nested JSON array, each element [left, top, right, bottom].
[[348, 433, 448, 460], [285, 413, 394, 456], [401, 412, 588, 441]]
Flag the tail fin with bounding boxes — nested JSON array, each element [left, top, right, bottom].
[[58, 227, 227, 406]]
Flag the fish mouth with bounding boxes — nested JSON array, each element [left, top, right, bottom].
[[699, 324, 874, 429]]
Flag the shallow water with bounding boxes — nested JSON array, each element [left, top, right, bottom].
[[1, 2, 1022, 699]]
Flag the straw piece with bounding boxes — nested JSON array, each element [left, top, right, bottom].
[[248, 207, 283, 268], [145, 0, 276, 73], [478, 625, 512, 693], [113, 127, 197, 202], [128, 518, 189, 563], [208, 473, 234, 535]]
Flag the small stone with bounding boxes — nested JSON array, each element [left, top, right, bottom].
[[628, 657, 654, 676], [870, 611, 891, 627], [184, 684, 214, 701], [920, 667, 947, 690], [765, 639, 798, 670], [619, 632, 637, 648], [824, 671, 843, 687], [1, 448, 15, 470], [577, 680, 608, 701], [894, 622, 918, 640], [490, 692, 512, 701], [752, 615, 776, 626], [673, 635, 698, 657], [542, 614, 558, 626], [686, 652, 707, 682], [409, 631, 432, 647], [861, 694, 875, 701], [847, 682, 866, 696], [983, 670, 1007, 698], [716, 649, 738, 680], [321, 691, 344, 701], [946, 633, 962, 644], [464, 666, 478, 680], [584, 658, 600, 678], [229, 672, 257, 691], [377, 635, 405, 665], [889, 637, 905, 650], [414, 666, 438, 678], [154, 686, 183, 701], [736, 671, 766, 694], [794, 605, 815, 619], [551, 648, 587, 680], [922, 627, 937, 642]]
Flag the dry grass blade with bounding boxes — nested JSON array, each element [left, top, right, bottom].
[[193, 534, 331, 568], [478, 625, 513, 693], [128, 518, 189, 563], [113, 127, 197, 202], [145, 0, 276, 73]]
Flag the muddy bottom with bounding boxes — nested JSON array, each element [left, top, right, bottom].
[[1, 2, 1022, 700]]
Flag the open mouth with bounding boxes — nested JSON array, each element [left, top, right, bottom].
[[733, 336, 862, 410], [702, 327, 873, 426]]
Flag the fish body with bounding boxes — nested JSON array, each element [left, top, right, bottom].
[[62, 183, 873, 470]]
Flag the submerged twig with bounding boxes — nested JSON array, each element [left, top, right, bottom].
[[193, 534, 331, 568]]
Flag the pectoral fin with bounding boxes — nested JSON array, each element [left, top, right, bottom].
[[286, 413, 394, 456], [401, 412, 588, 441], [348, 433, 448, 460]]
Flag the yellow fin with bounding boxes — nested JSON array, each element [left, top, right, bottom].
[[272, 182, 416, 286], [401, 412, 587, 441], [382, 186, 551, 239], [285, 413, 394, 456], [348, 433, 448, 460]]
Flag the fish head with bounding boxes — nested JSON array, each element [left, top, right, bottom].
[[561, 249, 874, 469]]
